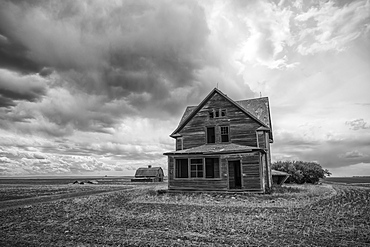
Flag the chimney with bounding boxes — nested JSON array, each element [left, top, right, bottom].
[[148, 165, 152, 168]]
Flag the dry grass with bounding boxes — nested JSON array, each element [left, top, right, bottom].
[[131, 183, 336, 209], [0, 182, 369, 246], [0, 184, 104, 201]]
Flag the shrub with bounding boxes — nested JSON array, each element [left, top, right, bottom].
[[272, 160, 331, 184]]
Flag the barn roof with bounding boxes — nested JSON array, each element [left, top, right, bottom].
[[134, 167, 163, 177], [164, 143, 264, 155], [173, 88, 273, 141]]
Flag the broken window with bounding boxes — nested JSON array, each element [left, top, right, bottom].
[[209, 109, 226, 119]]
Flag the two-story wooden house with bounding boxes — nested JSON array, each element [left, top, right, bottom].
[[163, 88, 273, 193]]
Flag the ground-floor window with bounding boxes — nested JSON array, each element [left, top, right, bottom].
[[175, 157, 220, 179], [205, 158, 220, 178], [190, 159, 203, 178], [175, 159, 188, 178]]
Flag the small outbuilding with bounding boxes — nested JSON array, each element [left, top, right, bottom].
[[272, 169, 290, 185], [131, 165, 165, 182]]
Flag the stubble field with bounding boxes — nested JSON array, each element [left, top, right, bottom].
[[0, 177, 369, 246]]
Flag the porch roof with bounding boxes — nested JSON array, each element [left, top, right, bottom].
[[163, 143, 264, 155]]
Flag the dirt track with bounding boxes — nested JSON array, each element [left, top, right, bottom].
[[0, 187, 130, 211]]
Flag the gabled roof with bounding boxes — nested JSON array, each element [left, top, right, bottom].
[[179, 106, 197, 126], [171, 88, 273, 140], [134, 167, 164, 177], [164, 143, 264, 155], [236, 98, 272, 129]]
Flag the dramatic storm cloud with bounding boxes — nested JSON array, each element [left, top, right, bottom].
[[0, 0, 369, 176]]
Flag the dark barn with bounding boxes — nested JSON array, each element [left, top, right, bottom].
[[131, 165, 164, 182]]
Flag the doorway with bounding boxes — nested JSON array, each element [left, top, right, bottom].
[[228, 160, 242, 189]]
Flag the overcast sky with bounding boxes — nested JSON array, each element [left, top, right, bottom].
[[0, 0, 369, 177]]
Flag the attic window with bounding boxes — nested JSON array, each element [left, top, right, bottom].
[[209, 109, 226, 119]]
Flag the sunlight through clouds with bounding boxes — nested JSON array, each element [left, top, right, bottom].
[[0, 0, 369, 176]]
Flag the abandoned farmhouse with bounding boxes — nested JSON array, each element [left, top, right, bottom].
[[164, 88, 273, 193]]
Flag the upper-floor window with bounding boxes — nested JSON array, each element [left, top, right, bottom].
[[207, 127, 216, 143], [176, 137, 183, 150], [220, 126, 229, 142], [209, 109, 226, 119]]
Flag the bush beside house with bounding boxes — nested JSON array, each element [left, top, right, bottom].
[[272, 160, 331, 184]]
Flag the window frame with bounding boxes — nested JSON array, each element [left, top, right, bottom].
[[190, 158, 204, 178], [205, 157, 220, 178], [208, 109, 226, 119], [173, 157, 221, 180], [175, 158, 188, 178], [215, 109, 220, 118], [206, 126, 216, 144], [220, 126, 230, 143], [176, 137, 183, 151]]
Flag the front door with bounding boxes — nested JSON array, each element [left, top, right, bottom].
[[228, 160, 242, 189]]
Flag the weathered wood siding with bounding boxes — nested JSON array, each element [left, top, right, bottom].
[[261, 153, 267, 192], [257, 132, 266, 149], [179, 93, 262, 149], [241, 153, 262, 190], [168, 156, 174, 181], [228, 161, 235, 189], [265, 134, 272, 189], [168, 152, 263, 192]]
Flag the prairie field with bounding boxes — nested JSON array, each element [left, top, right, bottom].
[[324, 176, 370, 186], [0, 177, 369, 246]]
